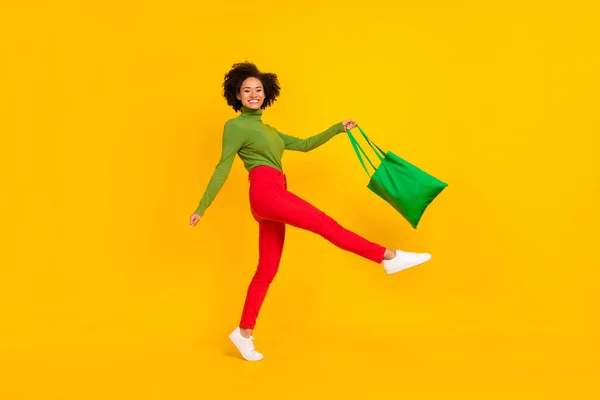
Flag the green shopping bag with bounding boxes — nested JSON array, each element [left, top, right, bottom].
[[346, 125, 448, 228]]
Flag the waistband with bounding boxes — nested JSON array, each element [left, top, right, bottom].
[[248, 165, 286, 182]]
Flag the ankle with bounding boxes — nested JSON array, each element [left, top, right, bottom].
[[383, 249, 396, 261], [240, 327, 252, 338]]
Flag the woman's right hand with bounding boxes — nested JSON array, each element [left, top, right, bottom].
[[190, 213, 201, 226]]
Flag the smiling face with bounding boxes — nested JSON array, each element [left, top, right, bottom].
[[237, 77, 265, 110]]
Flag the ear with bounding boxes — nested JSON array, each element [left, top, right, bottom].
[[236, 91, 241, 100]]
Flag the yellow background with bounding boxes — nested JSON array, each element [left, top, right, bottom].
[[2, 0, 599, 399]]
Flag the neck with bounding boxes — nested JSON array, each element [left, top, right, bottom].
[[240, 106, 263, 121]]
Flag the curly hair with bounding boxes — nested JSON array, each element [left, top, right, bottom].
[[222, 62, 281, 112]]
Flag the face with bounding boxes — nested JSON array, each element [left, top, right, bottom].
[[237, 77, 265, 109]]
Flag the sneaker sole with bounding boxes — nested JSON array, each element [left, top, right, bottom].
[[385, 256, 431, 275]]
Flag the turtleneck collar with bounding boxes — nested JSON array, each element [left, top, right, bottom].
[[240, 106, 263, 121]]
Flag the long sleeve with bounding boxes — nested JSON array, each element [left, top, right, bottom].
[[194, 121, 246, 216], [277, 122, 345, 152]]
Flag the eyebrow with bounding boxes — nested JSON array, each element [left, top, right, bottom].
[[242, 86, 263, 89]]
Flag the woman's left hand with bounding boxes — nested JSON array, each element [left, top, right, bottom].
[[342, 120, 357, 130]]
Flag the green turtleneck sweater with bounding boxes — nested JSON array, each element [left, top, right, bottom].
[[195, 107, 345, 216]]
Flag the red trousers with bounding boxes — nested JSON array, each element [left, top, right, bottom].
[[239, 165, 386, 329]]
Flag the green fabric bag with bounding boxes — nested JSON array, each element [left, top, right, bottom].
[[346, 125, 448, 228]]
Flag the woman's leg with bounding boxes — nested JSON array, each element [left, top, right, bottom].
[[228, 219, 285, 362], [240, 219, 285, 333], [251, 185, 431, 274], [253, 187, 387, 263]]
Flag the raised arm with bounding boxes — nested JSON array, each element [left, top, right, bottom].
[[277, 121, 348, 152], [193, 121, 246, 217]]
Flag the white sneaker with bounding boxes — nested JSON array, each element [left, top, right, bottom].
[[382, 250, 431, 275], [229, 327, 263, 361]]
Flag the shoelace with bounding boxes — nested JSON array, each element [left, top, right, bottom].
[[400, 251, 419, 256], [247, 336, 259, 354]]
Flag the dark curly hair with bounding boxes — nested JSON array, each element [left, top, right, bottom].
[[222, 62, 281, 112]]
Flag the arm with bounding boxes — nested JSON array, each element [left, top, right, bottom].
[[277, 121, 346, 152], [194, 121, 246, 217]]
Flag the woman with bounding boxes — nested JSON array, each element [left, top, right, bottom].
[[190, 62, 431, 361]]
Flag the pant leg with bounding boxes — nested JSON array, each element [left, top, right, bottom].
[[250, 180, 386, 264], [239, 219, 286, 330]]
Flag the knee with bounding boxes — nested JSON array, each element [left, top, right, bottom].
[[252, 264, 278, 285], [315, 211, 342, 234]]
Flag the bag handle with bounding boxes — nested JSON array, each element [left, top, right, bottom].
[[356, 125, 386, 161], [346, 128, 375, 176], [345, 125, 386, 177]]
